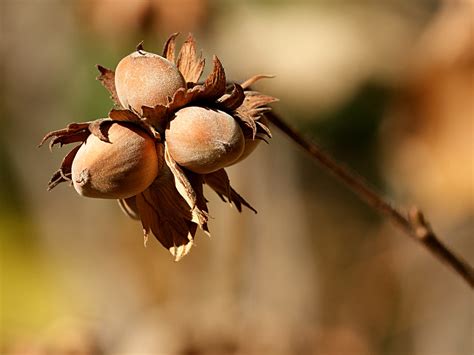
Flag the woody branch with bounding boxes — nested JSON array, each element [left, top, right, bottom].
[[265, 110, 474, 288]]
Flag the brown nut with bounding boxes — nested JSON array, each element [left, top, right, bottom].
[[72, 123, 161, 199], [166, 106, 245, 174], [231, 115, 269, 165], [115, 50, 186, 113]]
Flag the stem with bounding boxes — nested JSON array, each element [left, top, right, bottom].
[[265, 111, 474, 288]]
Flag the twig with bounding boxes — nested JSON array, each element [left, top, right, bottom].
[[265, 110, 474, 288]]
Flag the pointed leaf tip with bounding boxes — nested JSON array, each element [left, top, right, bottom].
[[136, 41, 145, 53], [163, 32, 180, 63], [88, 119, 111, 143], [134, 172, 199, 260], [170, 240, 194, 261], [241, 74, 276, 90], [164, 143, 209, 230], [204, 169, 257, 213], [176, 33, 205, 84], [96, 65, 121, 106], [218, 83, 245, 111], [96, 64, 107, 75]]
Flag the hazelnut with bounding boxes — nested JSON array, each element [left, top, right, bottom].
[[115, 50, 186, 113], [166, 106, 245, 174], [72, 123, 160, 199], [232, 115, 269, 164]]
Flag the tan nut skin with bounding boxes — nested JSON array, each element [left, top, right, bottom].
[[72, 123, 160, 199], [166, 107, 245, 174], [115, 50, 186, 113], [231, 115, 269, 165]]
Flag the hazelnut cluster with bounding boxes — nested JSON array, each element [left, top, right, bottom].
[[41, 34, 276, 260]]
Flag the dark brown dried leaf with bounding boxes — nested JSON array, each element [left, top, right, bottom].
[[47, 144, 81, 190], [204, 169, 257, 213], [218, 84, 245, 111], [136, 41, 145, 53], [39, 122, 91, 149], [108, 109, 141, 122], [118, 197, 140, 220], [135, 168, 197, 261], [141, 104, 169, 129], [96, 65, 121, 106], [187, 172, 210, 236], [88, 119, 113, 142], [140, 86, 201, 130], [198, 56, 227, 102], [109, 109, 162, 140], [162, 32, 179, 64], [169, 87, 192, 108], [169, 86, 204, 111]]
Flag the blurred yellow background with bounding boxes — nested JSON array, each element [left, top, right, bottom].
[[1, 0, 473, 354]]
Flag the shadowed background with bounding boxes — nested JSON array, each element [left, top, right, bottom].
[[1, 0, 473, 354]]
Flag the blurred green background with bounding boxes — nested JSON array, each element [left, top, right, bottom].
[[1, 0, 473, 354]]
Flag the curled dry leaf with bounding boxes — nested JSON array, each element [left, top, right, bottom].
[[108, 108, 141, 122], [204, 169, 257, 213], [235, 91, 278, 139], [109, 108, 161, 140], [118, 197, 140, 220], [176, 33, 205, 84], [40, 119, 118, 149], [47, 145, 81, 190], [199, 55, 227, 101], [218, 84, 245, 111], [88, 119, 112, 143], [162, 32, 179, 64], [42, 32, 277, 260], [40, 122, 90, 149], [96, 65, 121, 106], [141, 105, 169, 131], [164, 142, 209, 230], [241, 74, 275, 90], [135, 167, 197, 261], [187, 172, 210, 236]]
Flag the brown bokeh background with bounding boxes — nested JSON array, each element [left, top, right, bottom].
[[1, 0, 473, 354]]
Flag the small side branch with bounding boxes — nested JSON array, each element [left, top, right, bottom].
[[266, 111, 474, 288]]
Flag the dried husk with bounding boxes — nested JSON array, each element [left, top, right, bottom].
[[204, 169, 256, 213], [42, 33, 277, 260], [118, 196, 140, 220], [231, 115, 270, 165], [135, 165, 199, 261]]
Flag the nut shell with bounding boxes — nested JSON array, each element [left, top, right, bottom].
[[72, 123, 160, 199], [231, 116, 269, 164], [166, 107, 245, 174], [115, 50, 186, 113]]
